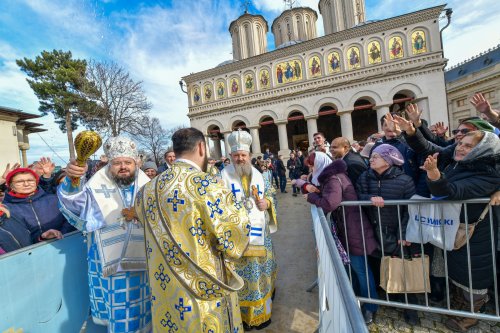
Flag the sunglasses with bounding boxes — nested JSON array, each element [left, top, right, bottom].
[[451, 128, 471, 135]]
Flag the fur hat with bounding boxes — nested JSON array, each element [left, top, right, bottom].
[[372, 144, 404, 166]]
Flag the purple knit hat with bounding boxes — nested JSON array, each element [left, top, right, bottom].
[[372, 144, 404, 166]]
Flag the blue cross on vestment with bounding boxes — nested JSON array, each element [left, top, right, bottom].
[[207, 198, 223, 218], [167, 190, 185, 212], [94, 184, 117, 198], [231, 183, 241, 197], [175, 297, 192, 320], [255, 184, 263, 196]]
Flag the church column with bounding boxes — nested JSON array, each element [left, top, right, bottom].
[[204, 135, 212, 157], [375, 105, 391, 132], [338, 111, 353, 141], [305, 115, 318, 149], [18, 143, 29, 167], [222, 131, 231, 157], [249, 126, 262, 155], [274, 120, 290, 154], [213, 138, 223, 159]]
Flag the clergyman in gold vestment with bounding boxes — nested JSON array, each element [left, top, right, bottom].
[[135, 128, 250, 333]]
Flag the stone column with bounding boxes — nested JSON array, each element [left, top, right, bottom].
[[249, 126, 262, 155], [375, 105, 391, 132], [275, 120, 290, 157], [305, 115, 318, 149], [204, 135, 211, 157], [338, 111, 353, 141], [222, 131, 231, 157], [213, 138, 223, 159]]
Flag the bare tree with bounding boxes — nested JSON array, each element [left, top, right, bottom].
[[135, 117, 182, 165], [84, 60, 152, 137]]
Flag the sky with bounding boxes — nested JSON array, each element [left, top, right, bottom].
[[0, 0, 499, 165]]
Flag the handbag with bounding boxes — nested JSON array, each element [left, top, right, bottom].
[[406, 195, 461, 251], [453, 205, 490, 250], [380, 248, 431, 294]]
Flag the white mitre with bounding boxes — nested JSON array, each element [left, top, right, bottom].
[[228, 129, 252, 153], [103, 136, 138, 160]]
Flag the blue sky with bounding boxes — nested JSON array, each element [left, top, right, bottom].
[[0, 0, 499, 165]]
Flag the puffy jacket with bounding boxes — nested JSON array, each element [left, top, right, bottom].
[[3, 188, 75, 236], [356, 166, 415, 254], [307, 159, 378, 256], [0, 213, 38, 253]]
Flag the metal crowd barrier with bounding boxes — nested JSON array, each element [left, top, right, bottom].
[[310, 205, 368, 333], [0, 231, 91, 333], [337, 198, 500, 322]]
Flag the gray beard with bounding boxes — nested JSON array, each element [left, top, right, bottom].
[[234, 162, 252, 178]]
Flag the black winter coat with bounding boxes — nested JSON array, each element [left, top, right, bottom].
[[343, 150, 367, 186], [409, 130, 500, 290], [356, 166, 416, 255]]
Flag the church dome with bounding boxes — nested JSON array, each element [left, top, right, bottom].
[[229, 13, 268, 61], [271, 7, 317, 49]]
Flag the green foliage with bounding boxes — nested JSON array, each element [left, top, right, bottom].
[[16, 49, 94, 132]]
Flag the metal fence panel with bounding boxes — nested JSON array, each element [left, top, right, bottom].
[[311, 205, 368, 333], [0, 232, 90, 333]]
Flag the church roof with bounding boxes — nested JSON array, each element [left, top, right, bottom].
[[183, 4, 445, 83], [445, 44, 500, 82]]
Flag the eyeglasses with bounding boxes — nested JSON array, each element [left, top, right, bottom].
[[12, 179, 37, 185], [451, 128, 472, 135]]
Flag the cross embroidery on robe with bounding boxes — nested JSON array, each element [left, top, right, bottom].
[[167, 190, 185, 212], [207, 198, 223, 218], [231, 183, 241, 197], [175, 297, 192, 320], [94, 184, 117, 198]]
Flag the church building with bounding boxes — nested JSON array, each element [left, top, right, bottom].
[[182, 1, 449, 158]]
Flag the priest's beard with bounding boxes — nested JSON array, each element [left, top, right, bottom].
[[111, 169, 136, 187], [234, 161, 252, 178]]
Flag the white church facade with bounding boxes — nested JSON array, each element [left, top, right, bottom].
[[183, 1, 449, 158]]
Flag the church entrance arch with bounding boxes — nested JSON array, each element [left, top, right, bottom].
[[258, 116, 279, 155], [286, 111, 308, 152], [317, 105, 341, 142], [232, 120, 249, 132], [207, 125, 224, 158], [391, 92, 415, 115], [352, 98, 378, 141]]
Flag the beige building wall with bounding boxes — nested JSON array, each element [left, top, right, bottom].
[[0, 115, 22, 171], [446, 55, 500, 130]]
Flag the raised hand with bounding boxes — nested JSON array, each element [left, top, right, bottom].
[[65, 159, 88, 179], [405, 103, 422, 127], [38, 157, 55, 178], [470, 93, 499, 122], [393, 114, 415, 135], [434, 122, 449, 137], [0, 162, 21, 185], [421, 153, 440, 181]]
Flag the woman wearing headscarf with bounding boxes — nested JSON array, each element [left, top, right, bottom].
[[2, 168, 75, 238], [417, 130, 500, 332], [356, 144, 418, 325], [305, 152, 379, 324]]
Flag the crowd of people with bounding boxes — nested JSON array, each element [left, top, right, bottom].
[[0, 93, 499, 332]]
